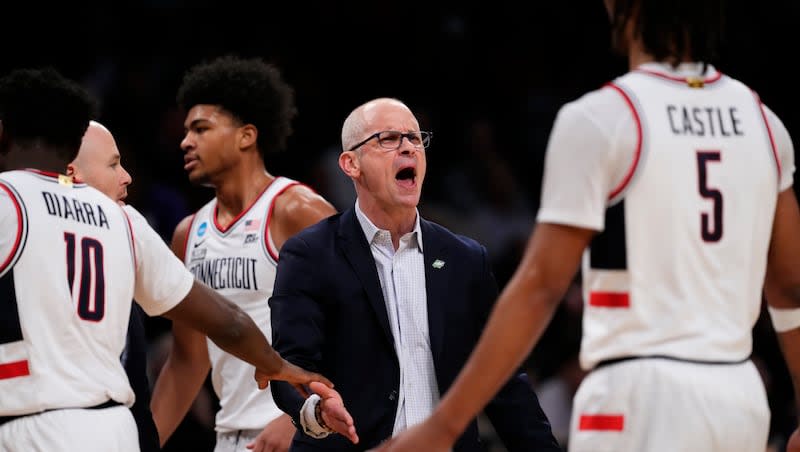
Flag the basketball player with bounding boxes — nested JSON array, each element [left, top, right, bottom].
[[373, 0, 800, 451], [150, 55, 341, 452], [67, 120, 160, 452], [0, 67, 349, 452]]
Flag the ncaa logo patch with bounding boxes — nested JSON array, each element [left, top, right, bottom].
[[197, 222, 208, 237]]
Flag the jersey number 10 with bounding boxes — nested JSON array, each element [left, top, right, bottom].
[[64, 232, 106, 321]]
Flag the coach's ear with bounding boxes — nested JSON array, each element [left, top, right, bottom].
[[339, 150, 361, 179]]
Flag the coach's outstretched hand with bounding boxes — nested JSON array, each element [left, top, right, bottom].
[[310, 381, 359, 444]]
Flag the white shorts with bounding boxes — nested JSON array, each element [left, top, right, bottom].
[[214, 429, 262, 452], [0, 405, 139, 452], [569, 358, 770, 452]]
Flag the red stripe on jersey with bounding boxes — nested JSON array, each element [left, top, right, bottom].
[[121, 209, 137, 269], [0, 359, 30, 380], [213, 181, 273, 234], [589, 292, 630, 308], [0, 183, 23, 273], [579, 414, 625, 431], [264, 182, 302, 262], [752, 91, 782, 181], [604, 83, 642, 200]]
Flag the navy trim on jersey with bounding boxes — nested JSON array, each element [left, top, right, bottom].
[[0, 269, 23, 345], [594, 354, 750, 371], [589, 201, 627, 270]]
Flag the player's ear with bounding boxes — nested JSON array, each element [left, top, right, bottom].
[[66, 162, 76, 177], [239, 124, 257, 151]]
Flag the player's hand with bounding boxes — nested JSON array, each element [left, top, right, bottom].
[[787, 428, 800, 452], [310, 381, 359, 445], [246, 414, 295, 452], [254, 358, 333, 397], [368, 417, 454, 452]]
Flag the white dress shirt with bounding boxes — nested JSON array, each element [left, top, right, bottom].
[[300, 200, 440, 438], [354, 199, 440, 434]]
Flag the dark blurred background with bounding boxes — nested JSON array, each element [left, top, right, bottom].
[[2, 1, 798, 450]]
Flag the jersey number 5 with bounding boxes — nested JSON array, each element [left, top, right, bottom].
[[64, 232, 106, 321], [696, 151, 723, 242]]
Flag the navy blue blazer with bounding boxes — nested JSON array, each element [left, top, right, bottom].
[[270, 208, 560, 452]]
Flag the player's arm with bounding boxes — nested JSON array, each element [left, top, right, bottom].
[[761, 105, 800, 451], [270, 184, 336, 250], [764, 188, 800, 450], [428, 223, 592, 446], [150, 215, 213, 445], [244, 186, 336, 450]]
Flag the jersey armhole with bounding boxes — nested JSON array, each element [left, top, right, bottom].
[[604, 82, 644, 205], [181, 214, 197, 263], [751, 90, 782, 182], [120, 208, 138, 270], [263, 181, 302, 263], [0, 182, 29, 276]]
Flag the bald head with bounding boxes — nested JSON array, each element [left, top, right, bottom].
[[68, 120, 132, 204], [341, 98, 411, 152]]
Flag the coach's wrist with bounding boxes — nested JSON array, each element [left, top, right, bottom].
[[299, 394, 333, 439]]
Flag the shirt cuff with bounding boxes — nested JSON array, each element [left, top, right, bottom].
[[300, 394, 333, 439]]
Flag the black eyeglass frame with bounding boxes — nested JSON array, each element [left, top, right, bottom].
[[345, 130, 432, 152]]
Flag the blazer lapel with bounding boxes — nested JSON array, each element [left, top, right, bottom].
[[338, 209, 394, 348], [421, 219, 448, 363]]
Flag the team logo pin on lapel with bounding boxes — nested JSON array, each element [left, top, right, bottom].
[[432, 259, 445, 269]]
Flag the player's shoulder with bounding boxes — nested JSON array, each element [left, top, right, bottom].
[[274, 180, 333, 212], [555, 83, 631, 132], [122, 204, 147, 223], [272, 179, 336, 226]]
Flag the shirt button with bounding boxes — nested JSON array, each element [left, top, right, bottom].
[[389, 390, 398, 401]]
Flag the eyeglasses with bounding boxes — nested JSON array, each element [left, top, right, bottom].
[[346, 130, 432, 152]]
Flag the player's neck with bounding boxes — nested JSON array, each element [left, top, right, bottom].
[[629, 39, 694, 70], [4, 145, 69, 175], [214, 166, 274, 222]]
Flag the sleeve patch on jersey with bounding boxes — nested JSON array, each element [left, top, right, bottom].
[[589, 291, 630, 308], [0, 359, 29, 380]]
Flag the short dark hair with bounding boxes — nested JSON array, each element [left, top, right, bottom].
[[177, 55, 297, 160], [610, 0, 724, 65], [0, 67, 95, 161]]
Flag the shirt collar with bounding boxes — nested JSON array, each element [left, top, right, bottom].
[[637, 61, 717, 78], [354, 198, 423, 252]]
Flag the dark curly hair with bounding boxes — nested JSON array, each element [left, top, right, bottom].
[[609, 0, 724, 66], [0, 67, 95, 162], [177, 55, 297, 161]]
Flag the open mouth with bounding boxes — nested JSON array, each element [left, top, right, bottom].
[[395, 166, 416, 189]]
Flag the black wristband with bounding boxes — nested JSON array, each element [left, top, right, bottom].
[[315, 399, 333, 432]]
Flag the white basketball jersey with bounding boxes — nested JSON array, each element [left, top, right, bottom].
[[537, 63, 795, 370], [183, 176, 299, 432], [0, 170, 136, 415], [0, 170, 195, 418]]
